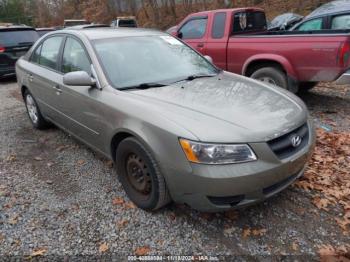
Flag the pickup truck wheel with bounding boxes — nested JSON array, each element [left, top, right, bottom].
[[24, 89, 50, 130], [115, 137, 171, 211], [251, 67, 288, 90]]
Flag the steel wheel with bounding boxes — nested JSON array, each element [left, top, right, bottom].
[[116, 137, 171, 211], [26, 94, 39, 124], [126, 153, 152, 197]]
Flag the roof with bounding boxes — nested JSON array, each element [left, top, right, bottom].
[[65, 24, 109, 30], [306, 0, 350, 19], [188, 7, 264, 16], [64, 27, 166, 40], [36, 27, 55, 31], [0, 25, 35, 31]]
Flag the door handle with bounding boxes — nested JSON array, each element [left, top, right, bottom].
[[28, 74, 34, 82], [197, 43, 204, 48], [53, 85, 62, 94]]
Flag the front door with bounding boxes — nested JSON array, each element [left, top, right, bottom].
[[55, 36, 106, 151], [177, 16, 208, 54]]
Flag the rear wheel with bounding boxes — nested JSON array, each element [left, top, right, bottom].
[[251, 67, 288, 90], [23, 89, 50, 129], [115, 137, 171, 211]]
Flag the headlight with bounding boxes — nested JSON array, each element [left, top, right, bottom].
[[179, 139, 257, 164]]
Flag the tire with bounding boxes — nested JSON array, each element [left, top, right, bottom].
[[115, 137, 171, 211], [251, 67, 288, 90], [23, 89, 50, 129]]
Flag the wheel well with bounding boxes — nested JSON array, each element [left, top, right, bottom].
[[245, 60, 286, 77], [21, 85, 28, 98], [111, 132, 133, 162]]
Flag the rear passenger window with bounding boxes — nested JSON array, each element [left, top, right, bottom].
[[232, 11, 267, 33], [332, 14, 350, 29], [212, 13, 226, 39], [39, 36, 63, 70], [179, 18, 207, 39], [62, 37, 91, 75]]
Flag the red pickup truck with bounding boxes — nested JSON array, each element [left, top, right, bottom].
[[171, 8, 350, 92]]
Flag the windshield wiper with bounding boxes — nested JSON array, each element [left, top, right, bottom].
[[172, 74, 217, 84], [186, 74, 217, 81], [119, 82, 167, 91]]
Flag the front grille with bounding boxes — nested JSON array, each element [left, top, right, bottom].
[[207, 195, 245, 206], [268, 123, 309, 160]]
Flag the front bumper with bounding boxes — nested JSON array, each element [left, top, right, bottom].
[[166, 121, 316, 212], [336, 70, 350, 85]]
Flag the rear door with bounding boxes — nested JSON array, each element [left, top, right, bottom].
[[0, 28, 39, 76], [26, 35, 66, 122], [177, 16, 208, 53]]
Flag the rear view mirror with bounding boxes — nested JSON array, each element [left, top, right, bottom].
[[204, 55, 213, 64], [177, 32, 183, 39], [63, 71, 96, 87]]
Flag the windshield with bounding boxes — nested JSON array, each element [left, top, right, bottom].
[[93, 35, 219, 89], [0, 30, 39, 46]]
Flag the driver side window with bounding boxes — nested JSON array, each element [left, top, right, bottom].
[[179, 18, 208, 39], [61, 37, 91, 75]]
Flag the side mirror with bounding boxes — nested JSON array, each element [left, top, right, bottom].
[[204, 55, 213, 64], [63, 71, 96, 87], [177, 32, 183, 39]]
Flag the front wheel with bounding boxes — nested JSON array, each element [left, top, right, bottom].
[[24, 89, 50, 129], [115, 137, 171, 211], [251, 67, 288, 90]]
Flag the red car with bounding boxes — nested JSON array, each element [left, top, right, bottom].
[[171, 8, 350, 92]]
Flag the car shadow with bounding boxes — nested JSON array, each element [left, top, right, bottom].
[[299, 85, 350, 112], [0, 76, 17, 85]]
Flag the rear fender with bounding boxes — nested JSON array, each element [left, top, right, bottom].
[[242, 54, 298, 80]]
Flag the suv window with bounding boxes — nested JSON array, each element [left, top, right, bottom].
[[179, 18, 207, 39], [212, 12, 226, 39], [232, 11, 267, 33], [0, 29, 39, 47], [39, 36, 64, 70], [331, 14, 350, 29], [297, 18, 323, 31], [118, 20, 137, 28], [62, 37, 91, 74]]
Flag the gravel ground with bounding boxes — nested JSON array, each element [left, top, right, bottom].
[[0, 78, 349, 260]]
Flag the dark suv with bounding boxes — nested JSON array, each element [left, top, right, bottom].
[[291, 0, 350, 31], [0, 26, 39, 78]]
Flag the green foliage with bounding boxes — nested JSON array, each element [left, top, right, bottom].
[[0, 0, 33, 25]]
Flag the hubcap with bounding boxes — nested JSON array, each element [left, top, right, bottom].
[[259, 77, 277, 86], [126, 154, 151, 195], [26, 94, 38, 124]]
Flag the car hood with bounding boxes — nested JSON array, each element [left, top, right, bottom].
[[128, 72, 308, 143]]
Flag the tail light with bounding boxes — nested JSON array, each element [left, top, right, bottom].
[[339, 42, 350, 67], [0, 46, 5, 53]]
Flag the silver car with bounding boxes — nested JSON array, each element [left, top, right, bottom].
[[16, 28, 315, 212]]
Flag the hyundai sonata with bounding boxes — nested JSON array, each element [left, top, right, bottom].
[[16, 28, 315, 212]]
